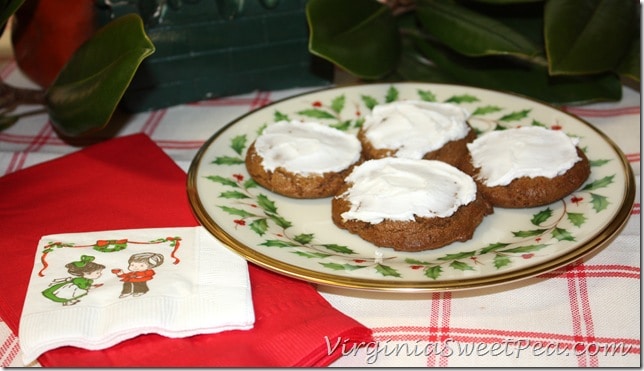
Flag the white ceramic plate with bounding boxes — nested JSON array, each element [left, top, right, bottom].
[[187, 83, 635, 292]]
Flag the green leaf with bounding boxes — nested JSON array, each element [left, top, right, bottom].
[[219, 206, 254, 218], [212, 156, 244, 165], [293, 251, 332, 259], [267, 213, 292, 229], [361, 95, 379, 110], [331, 95, 346, 113], [531, 208, 553, 226], [256, 194, 277, 213], [416, 0, 541, 59], [552, 227, 575, 242], [297, 108, 336, 119], [545, 0, 637, 75], [493, 255, 512, 269], [294, 233, 315, 245], [45, 14, 155, 136], [385, 86, 399, 102], [445, 94, 479, 104], [449, 260, 475, 271], [307, 0, 400, 79], [590, 193, 610, 212], [425, 265, 443, 280], [479, 242, 511, 254], [375, 263, 401, 277], [616, 33, 641, 82], [243, 179, 258, 189], [471, 105, 503, 116], [412, 36, 623, 105], [231, 135, 247, 155], [219, 191, 249, 199], [249, 219, 269, 236], [589, 158, 611, 167], [438, 251, 477, 261], [261, 239, 296, 248], [274, 111, 289, 122], [512, 229, 547, 238], [417, 89, 437, 102], [320, 262, 365, 271], [322, 244, 356, 255], [205, 175, 238, 187], [500, 244, 548, 253], [567, 212, 587, 227], [499, 109, 531, 122], [581, 175, 615, 191]]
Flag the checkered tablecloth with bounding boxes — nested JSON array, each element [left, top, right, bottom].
[[0, 58, 640, 367]]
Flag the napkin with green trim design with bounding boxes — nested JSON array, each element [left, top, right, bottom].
[[19, 226, 254, 364]]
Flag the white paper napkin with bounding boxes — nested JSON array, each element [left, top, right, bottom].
[[19, 226, 254, 364]]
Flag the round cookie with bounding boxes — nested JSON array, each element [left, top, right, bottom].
[[462, 126, 591, 208], [358, 100, 475, 168], [331, 158, 493, 252], [245, 120, 362, 199]]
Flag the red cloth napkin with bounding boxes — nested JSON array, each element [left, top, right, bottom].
[[0, 133, 372, 367]]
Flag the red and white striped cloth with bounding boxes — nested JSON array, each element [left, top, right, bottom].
[[0, 58, 639, 367]]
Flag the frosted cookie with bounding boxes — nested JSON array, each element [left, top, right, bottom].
[[358, 100, 476, 167], [245, 120, 362, 199], [331, 158, 493, 252], [461, 126, 591, 208]]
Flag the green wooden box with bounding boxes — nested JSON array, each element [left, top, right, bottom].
[[95, 0, 333, 112]]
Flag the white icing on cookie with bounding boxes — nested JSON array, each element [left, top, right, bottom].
[[338, 158, 477, 224], [467, 126, 581, 187], [362, 100, 470, 159], [254, 120, 361, 175]]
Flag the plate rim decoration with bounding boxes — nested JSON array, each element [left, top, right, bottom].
[[187, 82, 636, 293]]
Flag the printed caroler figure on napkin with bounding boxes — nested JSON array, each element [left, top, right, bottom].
[[41, 255, 106, 306], [112, 252, 164, 298]]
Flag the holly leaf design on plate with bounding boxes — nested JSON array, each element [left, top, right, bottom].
[[499, 109, 531, 122], [531, 208, 553, 226], [445, 94, 478, 104], [590, 193, 610, 212], [567, 212, 587, 227], [417, 89, 436, 102], [471, 105, 502, 116], [582, 175, 615, 191], [425, 265, 442, 280], [361, 94, 378, 110], [375, 263, 401, 277], [552, 227, 575, 242]]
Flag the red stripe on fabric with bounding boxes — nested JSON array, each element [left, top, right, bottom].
[[0, 132, 65, 146], [250, 91, 272, 110], [632, 203, 640, 215], [141, 109, 167, 136], [539, 263, 640, 279], [564, 262, 598, 367], [0, 332, 19, 367], [3, 123, 53, 174], [626, 153, 640, 163], [563, 106, 640, 117]]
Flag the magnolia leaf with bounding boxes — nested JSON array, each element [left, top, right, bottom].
[[545, 0, 637, 75], [45, 14, 155, 137], [413, 36, 623, 104], [416, 0, 541, 59], [306, 0, 400, 79]]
